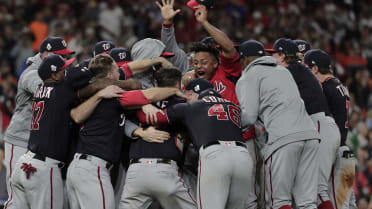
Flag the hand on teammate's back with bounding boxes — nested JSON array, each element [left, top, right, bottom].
[[98, 85, 124, 99], [156, 0, 181, 24], [142, 104, 165, 124], [135, 126, 170, 143]]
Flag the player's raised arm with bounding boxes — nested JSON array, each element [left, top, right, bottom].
[[195, 5, 236, 58]]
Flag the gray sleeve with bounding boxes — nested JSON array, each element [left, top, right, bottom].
[[124, 119, 140, 139], [236, 71, 260, 130], [161, 25, 190, 75], [21, 69, 42, 94]]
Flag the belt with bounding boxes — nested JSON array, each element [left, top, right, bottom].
[[33, 153, 65, 168], [130, 158, 173, 165], [79, 154, 113, 170], [202, 141, 246, 149]]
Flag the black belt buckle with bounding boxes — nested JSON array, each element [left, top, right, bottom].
[[33, 153, 64, 168], [130, 158, 172, 165], [235, 141, 246, 148], [157, 159, 172, 164], [202, 141, 220, 149], [80, 154, 112, 170]]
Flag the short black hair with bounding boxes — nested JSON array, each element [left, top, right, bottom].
[[190, 42, 220, 64], [153, 67, 182, 87]]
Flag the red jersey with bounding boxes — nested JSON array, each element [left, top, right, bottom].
[[209, 52, 241, 106], [209, 51, 256, 140]]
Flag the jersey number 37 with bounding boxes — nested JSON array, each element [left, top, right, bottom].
[[31, 101, 44, 130], [208, 104, 241, 128]]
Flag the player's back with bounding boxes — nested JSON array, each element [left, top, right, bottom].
[[287, 62, 329, 115], [238, 56, 319, 155], [28, 81, 77, 162], [322, 77, 350, 145], [78, 98, 125, 163], [180, 96, 243, 150]]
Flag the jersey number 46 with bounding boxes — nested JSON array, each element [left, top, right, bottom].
[[208, 104, 241, 128]]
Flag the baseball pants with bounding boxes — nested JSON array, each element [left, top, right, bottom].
[[197, 141, 254, 209], [264, 139, 319, 209], [119, 158, 197, 209], [310, 114, 341, 208], [66, 153, 115, 209], [328, 146, 356, 209], [5, 151, 64, 209], [244, 139, 259, 209], [4, 142, 27, 198]]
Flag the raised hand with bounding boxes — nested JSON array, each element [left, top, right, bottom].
[[194, 5, 208, 24], [156, 0, 181, 24]]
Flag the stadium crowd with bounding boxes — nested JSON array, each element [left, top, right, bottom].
[[0, 0, 372, 208]]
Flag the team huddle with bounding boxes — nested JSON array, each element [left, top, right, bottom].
[[2, 0, 357, 209]]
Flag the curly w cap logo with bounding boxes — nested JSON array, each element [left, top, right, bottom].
[[102, 43, 110, 51], [62, 40, 67, 47], [50, 65, 57, 72], [298, 44, 306, 52], [119, 52, 127, 60]]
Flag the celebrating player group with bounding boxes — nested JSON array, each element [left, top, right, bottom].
[[2, 0, 356, 209]]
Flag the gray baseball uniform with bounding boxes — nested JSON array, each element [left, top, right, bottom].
[[236, 56, 320, 209], [3, 53, 42, 199]]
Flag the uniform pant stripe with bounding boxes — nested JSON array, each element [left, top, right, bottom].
[[317, 120, 320, 133], [331, 167, 338, 209], [97, 167, 106, 209], [4, 145, 15, 209], [270, 156, 274, 208], [177, 171, 197, 204], [254, 141, 258, 198], [198, 159, 202, 209], [50, 168, 53, 209]]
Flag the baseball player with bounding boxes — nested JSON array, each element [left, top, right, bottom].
[[119, 67, 196, 209], [93, 40, 115, 56], [267, 38, 340, 209], [3, 36, 75, 206], [138, 78, 253, 209], [66, 54, 187, 209], [5, 54, 112, 209], [236, 40, 321, 209], [304, 49, 356, 209]]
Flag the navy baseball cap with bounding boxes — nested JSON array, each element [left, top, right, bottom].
[[38, 54, 75, 81], [239, 40, 265, 57], [187, 0, 215, 11], [94, 41, 115, 56], [109, 48, 132, 66], [294, 40, 311, 54], [65, 66, 94, 89], [40, 37, 75, 55], [304, 49, 332, 69], [265, 38, 299, 55], [185, 78, 214, 94], [198, 88, 221, 99], [78, 58, 92, 68]]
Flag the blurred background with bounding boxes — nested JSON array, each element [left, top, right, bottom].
[[0, 0, 371, 208]]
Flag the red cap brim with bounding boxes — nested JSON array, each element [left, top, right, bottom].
[[53, 48, 75, 55], [187, 0, 200, 11], [161, 52, 175, 57], [117, 61, 131, 67], [61, 58, 75, 70], [265, 49, 277, 53]]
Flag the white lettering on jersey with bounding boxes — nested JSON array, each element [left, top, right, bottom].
[[214, 81, 226, 94], [336, 85, 350, 97]]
